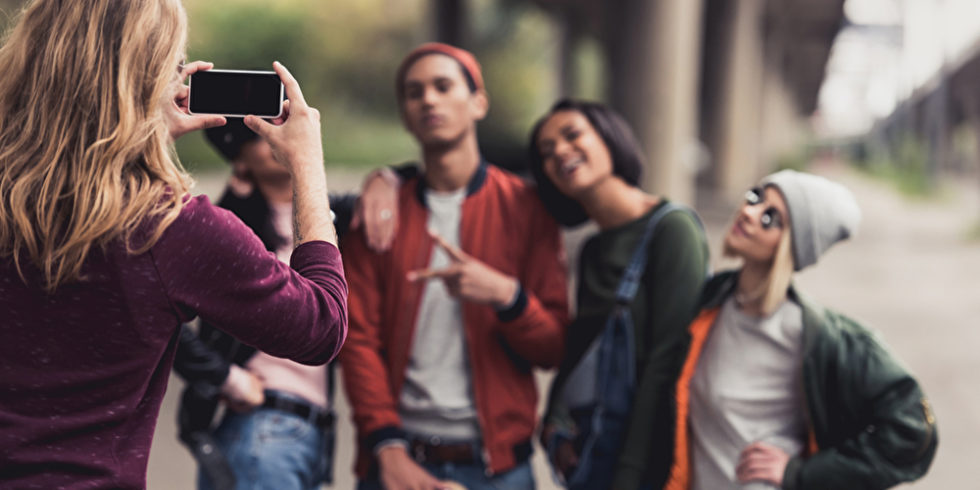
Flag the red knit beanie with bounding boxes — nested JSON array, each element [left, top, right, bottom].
[[395, 42, 484, 102]]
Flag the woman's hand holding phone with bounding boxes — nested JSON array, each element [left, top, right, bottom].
[[244, 62, 336, 247], [243, 62, 322, 176], [165, 61, 226, 141]]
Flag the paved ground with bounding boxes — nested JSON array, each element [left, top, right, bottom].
[[147, 163, 979, 489]]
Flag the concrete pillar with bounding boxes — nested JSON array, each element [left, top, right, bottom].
[[926, 74, 950, 182], [557, 11, 581, 97], [957, 90, 980, 213], [700, 0, 768, 203], [758, 62, 806, 169], [605, 0, 704, 205], [758, 22, 809, 174]]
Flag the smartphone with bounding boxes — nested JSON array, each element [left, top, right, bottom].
[[188, 69, 284, 118]]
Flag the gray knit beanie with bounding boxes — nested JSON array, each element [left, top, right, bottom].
[[760, 170, 861, 271]]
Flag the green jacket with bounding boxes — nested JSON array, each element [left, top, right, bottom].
[[666, 271, 938, 490]]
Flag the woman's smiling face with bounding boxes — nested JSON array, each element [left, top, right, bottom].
[[535, 110, 614, 199]]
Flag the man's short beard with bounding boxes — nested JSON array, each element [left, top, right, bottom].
[[418, 128, 468, 152]]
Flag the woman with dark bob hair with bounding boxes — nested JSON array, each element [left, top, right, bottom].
[[530, 98, 709, 489]]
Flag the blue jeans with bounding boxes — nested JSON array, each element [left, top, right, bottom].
[[198, 392, 332, 490], [357, 458, 534, 490]]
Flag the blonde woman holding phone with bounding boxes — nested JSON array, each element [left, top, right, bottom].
[[0, 0, 348, 487]]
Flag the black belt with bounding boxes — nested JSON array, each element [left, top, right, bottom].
[[406, 437, 533, 466], [409, 438, 479, 464], [261, 391, 335, 429]]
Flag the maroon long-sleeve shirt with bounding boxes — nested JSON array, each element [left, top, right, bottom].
[[0, 195, 348, 489]]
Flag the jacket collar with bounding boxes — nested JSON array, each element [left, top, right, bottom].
[[699, 270, 739, 310], [414, 157, 489, 208], [700, 269, 814, 314], [701, 269, 827, 354]]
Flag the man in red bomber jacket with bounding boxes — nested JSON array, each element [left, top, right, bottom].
[[340, 43, 569, 490]]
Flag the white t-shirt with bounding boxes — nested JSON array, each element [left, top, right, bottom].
[[689, 296, 807, 490], [399, 188, 480, 439]]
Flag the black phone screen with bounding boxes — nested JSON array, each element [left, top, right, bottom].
[[189, 70, 283, 117]]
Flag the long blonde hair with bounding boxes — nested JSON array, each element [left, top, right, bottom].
[[0, 0, 190, 293], [759, 229, 794, 314]]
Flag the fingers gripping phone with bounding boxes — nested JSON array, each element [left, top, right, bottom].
[[188, 69, 284, 118]]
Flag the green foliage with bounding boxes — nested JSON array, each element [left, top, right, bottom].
[[775, 144, 813, 172], [571, 37, 606, 101], [0, 0, 576, 171], [856, 135, 934, 198], [176, 0, 567, 171], [186, 1, 314, 73], [177, 130, 224, 173], [320, 109, 417, 167], [966, 220, 980, 242], [470, 3, 560, 169]]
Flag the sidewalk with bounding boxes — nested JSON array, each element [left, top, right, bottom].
[[148, 164, 979, 489]]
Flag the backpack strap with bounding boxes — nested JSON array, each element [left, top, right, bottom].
[[615, 202, 694, 304]]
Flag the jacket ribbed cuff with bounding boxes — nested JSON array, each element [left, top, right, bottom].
[[495, 283, 527, 322], [366, 425, 407, 453]]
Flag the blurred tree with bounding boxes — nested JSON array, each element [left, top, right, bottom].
[[0, 0, 568, 173], [180, 0, 427, 169], [186, 1, 315, 82], [461, 0, 560, 172]]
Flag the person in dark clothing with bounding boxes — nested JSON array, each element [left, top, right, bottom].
[[0, 0, 346, 487], [663, 170, 937, 490], [529, 99, 709, 490], [173, 119, 403, 490]]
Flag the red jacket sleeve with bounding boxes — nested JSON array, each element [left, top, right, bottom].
[[339, 227, 403, 442], [495, 197, 569, 368]]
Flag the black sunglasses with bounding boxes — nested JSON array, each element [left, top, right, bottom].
[[744, 187, 784, 230]]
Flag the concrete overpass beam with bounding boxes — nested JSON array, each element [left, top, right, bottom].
[[700, 0, 768, 203], [433, 0, 466, 46]]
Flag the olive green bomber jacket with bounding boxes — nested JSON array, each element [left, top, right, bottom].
[[665, 271, 938, 490]]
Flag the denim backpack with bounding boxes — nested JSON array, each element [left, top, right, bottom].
[[549, 202, 698, 489]]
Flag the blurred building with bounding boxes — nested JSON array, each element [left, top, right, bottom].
[[828, 0, 980, 183]]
